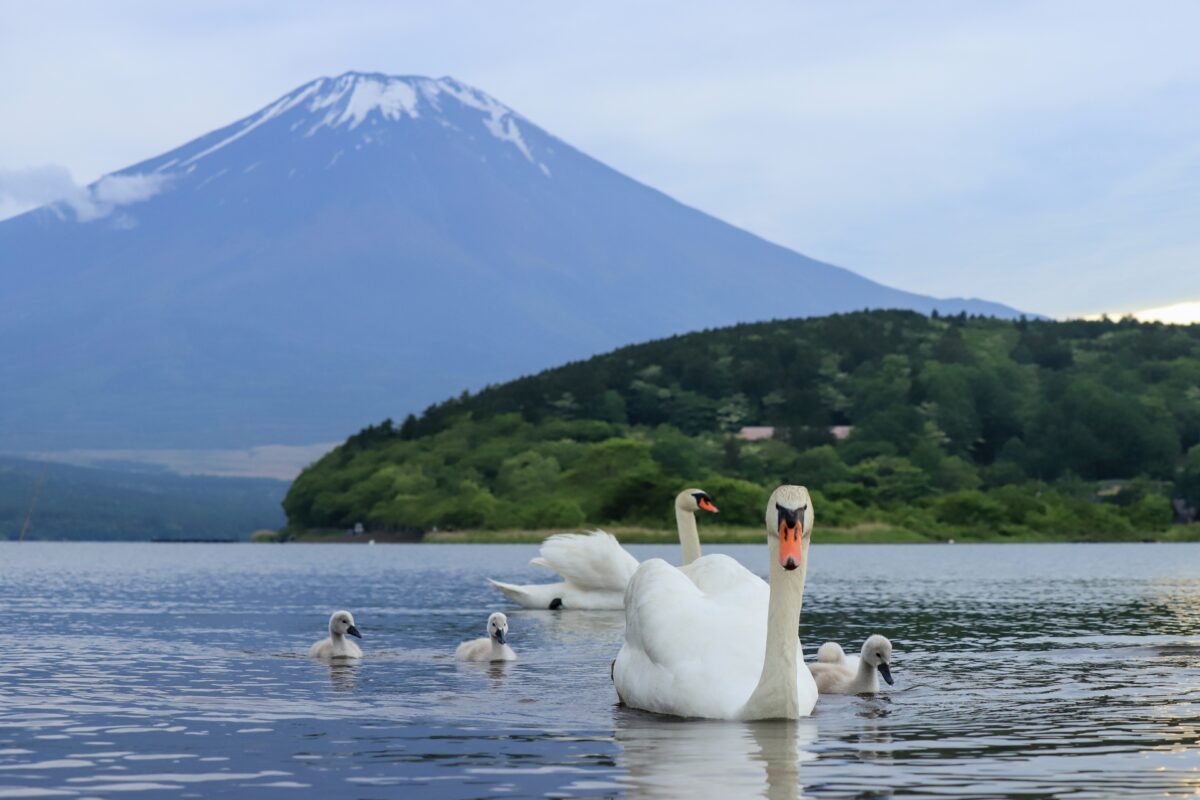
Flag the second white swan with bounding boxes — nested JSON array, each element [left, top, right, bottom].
[[487, 488, 718, 610]]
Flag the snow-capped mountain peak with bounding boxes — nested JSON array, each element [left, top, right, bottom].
[[0, 70, 1029, 451], [162, 72, 543, 174]]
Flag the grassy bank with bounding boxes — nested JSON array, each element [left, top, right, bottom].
[[422, 522, 924, 544], [420, 524, 1200, 544], [259, 523, 1200, 545], [252, 527, 421, 544]]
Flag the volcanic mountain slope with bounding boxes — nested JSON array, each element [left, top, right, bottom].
[[0, 71, 1027, 450]]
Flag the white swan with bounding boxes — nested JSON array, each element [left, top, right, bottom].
[[309, 610, 363, 659], [487, 488, 718, 610], [613, 485, 818, 720], [808, 635, 894, 694], [456, 612, 517, 662]]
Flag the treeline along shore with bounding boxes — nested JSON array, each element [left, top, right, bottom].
[[279, 311, 1200, 544]]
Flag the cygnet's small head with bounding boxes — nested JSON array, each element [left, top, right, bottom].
[[766, 485, 813, 571], [675, 488, 719, 514], [487, 612, 509, 645], [861, 634, 894, 685], [329, 610, 362, 639]]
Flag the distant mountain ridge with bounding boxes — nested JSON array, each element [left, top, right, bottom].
[[0, 457, 286, 541], [0, 71, 1029, 451]]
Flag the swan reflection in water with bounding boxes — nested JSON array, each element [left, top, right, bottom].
[[614, 710, 817, 799], [327, 660, 360, 692], [451, 654, 517, 687], [851, 695, 895, 764], [525, 607, 625, 644]]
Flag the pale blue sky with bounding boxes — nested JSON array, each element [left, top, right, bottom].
[[1, 1, 1198, 318]]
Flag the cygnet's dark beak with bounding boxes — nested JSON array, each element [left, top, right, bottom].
[[877, 663, 894, 685], [347, 625, 362, 639], [494, 629, 507, 645]]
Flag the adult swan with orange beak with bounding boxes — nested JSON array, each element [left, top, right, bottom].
[[612, 485, 817, 720], [487, 488, 719, 610]]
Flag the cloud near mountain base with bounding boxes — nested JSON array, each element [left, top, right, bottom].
[[0, 164, 167, 222]]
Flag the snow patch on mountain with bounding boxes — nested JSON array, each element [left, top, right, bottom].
[[339, 77, 420, 128], [437, 78, 536, 163], [183, 83, 321, 166]]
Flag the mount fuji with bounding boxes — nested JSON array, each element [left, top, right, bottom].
[[0, 72, 1028, 451]]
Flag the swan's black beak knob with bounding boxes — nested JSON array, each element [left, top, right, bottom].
[[494, 630, 507, 645], [347, 625, 362, 639]]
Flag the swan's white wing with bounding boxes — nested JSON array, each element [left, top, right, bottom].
[[616, 556, 768, 719], [533, 530, 639, 592], [487, 578, 566, 609], [679, 554, 769, 599], [486, 577, 624, 610]]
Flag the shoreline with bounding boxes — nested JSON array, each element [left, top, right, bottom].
[[254, 522, 1200, 545]]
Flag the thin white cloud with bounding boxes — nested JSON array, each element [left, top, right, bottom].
[[1084, 300, 1200, 325], [1132, 302, 1200, 325], [0, 165, 168, 222], [92, 173, 169, 206]]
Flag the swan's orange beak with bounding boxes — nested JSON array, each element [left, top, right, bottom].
[[698, 497, 718, 513], [778, 519, 803, 571]]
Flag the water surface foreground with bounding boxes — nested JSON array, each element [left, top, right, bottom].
[[2, 542, 1199, 798]]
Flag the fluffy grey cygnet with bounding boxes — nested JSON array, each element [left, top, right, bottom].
[[309, 610, 363, 659], [456, 612, 517, 662], [808, 634, 894, 694]]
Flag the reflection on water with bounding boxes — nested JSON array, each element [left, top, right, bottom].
[[1, 542, 1200, 798], [327, 661, 359, 691], [615, 713, 816, 799]]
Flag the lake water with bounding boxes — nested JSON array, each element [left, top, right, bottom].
[[2, 542, 1199, 799]]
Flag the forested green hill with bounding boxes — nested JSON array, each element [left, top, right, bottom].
[[284, 311, 1200, 539]]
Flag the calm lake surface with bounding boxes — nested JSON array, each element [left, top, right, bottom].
[[2, 541, 1200, 798]]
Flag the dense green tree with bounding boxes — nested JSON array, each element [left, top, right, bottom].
[[1178, 445, 1200, 509], [283, 311, 1200, 536]]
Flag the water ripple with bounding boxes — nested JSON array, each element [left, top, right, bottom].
[[2, 542, 1200, 798]]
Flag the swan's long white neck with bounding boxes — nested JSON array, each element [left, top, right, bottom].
[[741, 535, 810, 720], [675, 506, 702, 565], [855, 655, 878, 691]]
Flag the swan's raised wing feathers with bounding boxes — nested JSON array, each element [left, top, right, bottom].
[[533, 530, 639, 592]]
